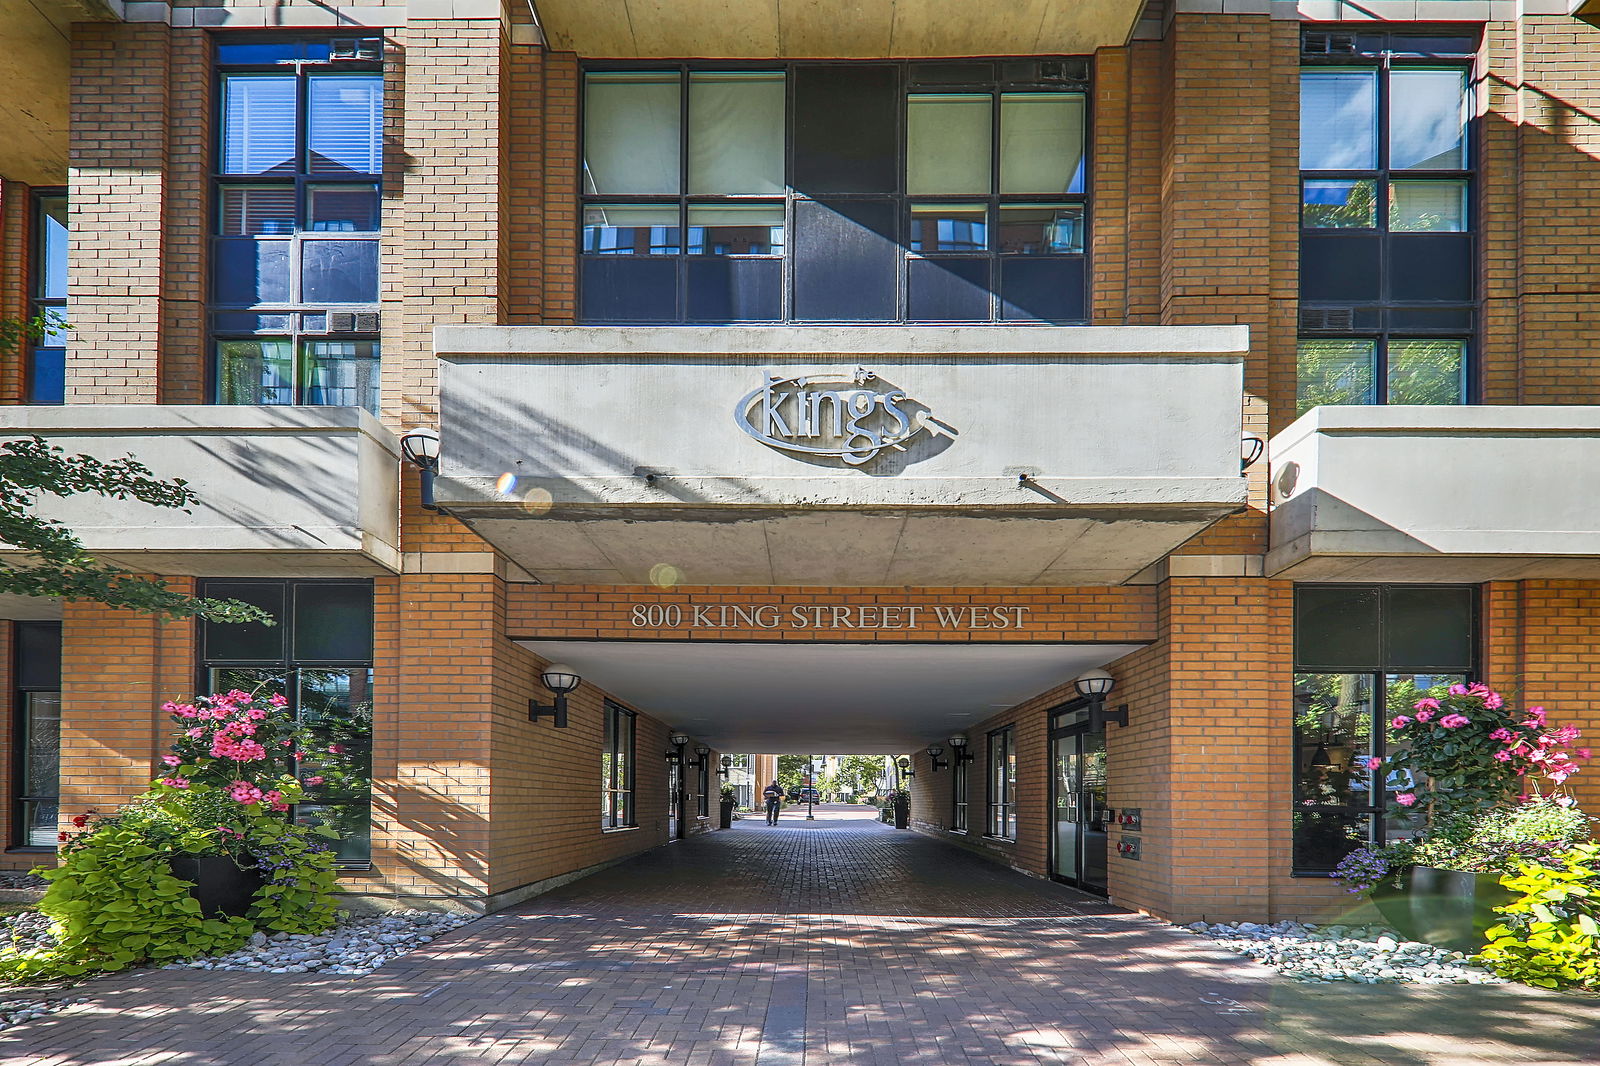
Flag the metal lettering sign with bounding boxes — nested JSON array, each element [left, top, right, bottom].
[[630, 603, 1031, 630], [734, 366, 939, 465]]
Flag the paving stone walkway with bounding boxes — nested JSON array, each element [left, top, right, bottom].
[[1, 805, 1597, 1065]]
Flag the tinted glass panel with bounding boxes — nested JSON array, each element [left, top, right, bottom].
[[1300, 69, 1378, 170], [216, 42, 303, 64], [1299, 232, 1380, 301], [308, 185, 380, 231], [1000, 93, 1085, 195], [1390, 69, 1467, 170], [202, 582, 287, 660], [26, 348, 64, 405], [15, 623, 61, 689], [1293, 672, 1375, 804], [36, 196, 67, 299], [581, 257, 679, 322], [582, 205, 680, 255], [584, 72, 681, 195], [1302, 179, 1377, 228], [1294, 586, 1380, 669], [793, 65, 898, 194], [222, 75, 298, 174], [909, 204, 987, 252], [296, 668, 374, 862], [999, 256, 1085, 322], [996, 204, 1083, 254], [908, 258, 990, 321], [1389, 180, 1467, 232], [907, 94, 991, 195], [303, 340, 380, 413], [301, 240, 379, 303], [1387, 339, 1465, 405], [1389, 234, 1471, 302], [307, 75, 383, 174], [1383, 587, 1473, 670], [685, 258, 782, 322], [214, 238, 292, 304], [1297, 338, 1376, 415], [293, 583, 373, 661], [219, 186, 297, 236], [792, 199, 897, 320], [688, 73, 784, 195], [218, 338, 295, 405], [687, 204, 783, 255]]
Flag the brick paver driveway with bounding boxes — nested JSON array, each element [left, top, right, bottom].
[[2, 804, 1597, 1065]]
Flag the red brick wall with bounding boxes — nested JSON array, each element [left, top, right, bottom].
[[0, 180, 31, 404]]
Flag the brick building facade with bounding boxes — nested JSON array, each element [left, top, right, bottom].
[[2, 0, 1600, 923]]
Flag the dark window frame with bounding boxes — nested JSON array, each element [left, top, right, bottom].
[[1290, 582, 1479, 874], [696, 754, 710, 818], [950, 749, 968, 833], [196, 577, 375, 868], [11, 622, 62, 851], [1298, 26, 1479, 406], [209, 36, 383, 411], [577, 59, 1093, 325], [25, 188, 68, 405], [985, 725, 1016, 840], [602, 701, 637, 830]]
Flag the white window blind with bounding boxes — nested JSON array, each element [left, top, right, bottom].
[[308, 75, 383, 174], [222, 75, 298, 174]]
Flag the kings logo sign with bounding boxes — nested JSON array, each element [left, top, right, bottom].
[[734, 367, 932, 466]]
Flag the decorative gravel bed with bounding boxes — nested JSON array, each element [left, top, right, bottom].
[[167, 910, 477, 975], [1186, 920, 1505, 984], [0, 873, 47, 891]]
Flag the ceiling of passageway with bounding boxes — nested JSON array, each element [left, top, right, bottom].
[[518, 640, 1142, 753]]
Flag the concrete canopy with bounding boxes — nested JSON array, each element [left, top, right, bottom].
[[518, 639, 1143, 753], [0, 0, 116, 185], [529, 0, 1145, 58]]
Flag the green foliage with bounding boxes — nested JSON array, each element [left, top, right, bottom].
[[1479, 843, 1600, 990], [0, 429, 272, 623], [1384, 797, 1592, 875], [776, 755, 811, 793]]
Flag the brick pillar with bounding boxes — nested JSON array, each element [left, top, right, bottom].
[[57, 585, 197, 834], [0, 179, 31, 403]]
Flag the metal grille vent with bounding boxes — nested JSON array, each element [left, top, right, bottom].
[[1302, 32, 1357, 56], [331, 37, 384, 62], [327, 312, 381, 334], [1299, 308, 1355, 331]]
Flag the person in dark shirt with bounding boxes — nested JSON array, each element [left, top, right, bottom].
[[762, 780, 783, 825]]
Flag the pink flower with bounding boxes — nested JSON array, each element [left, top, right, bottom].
[[160, 775, 191, 789], [187, 727, 205, 738], [328, 744, 345, 755], [1484, 692, 1504, 709], [1493, 750, 1513, 762], [1415, 710, 1435, 723], [1365, 757, 1383, 770], [1395, 793, 1417, 807], [270, 801, 290, 812], [1579, 748, 1592, 759], [304, 775, 324, 786], [161, 754, 181, 768], [1448, 684, 1469, 696], [1489, 728, 1515, 742], [246, 708, 266, 721], [1439, 714, 1470, 729], [280, 740, 293, 747], [1391, 716, 1412, 729], [268, 694, 289, 707], [1413, 698, 1441, 711]]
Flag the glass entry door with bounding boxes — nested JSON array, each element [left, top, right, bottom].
[[668, 758, 681, 840], [1051, 712, 1109, 894]]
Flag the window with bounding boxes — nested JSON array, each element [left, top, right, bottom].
[[602, 702, 636, 829], [986, 726, 1016, 839], [951, 751, 968, 832], [580, 61, 1089, 324], [12, 623, 61, 848], [197, 579, 374, 864], [1292, 584, 1476, 872], [1297, 32, 1476, 415], [213, 38, 382, 414], [696, 754, 710, 817], [26, 192, 67, 405]]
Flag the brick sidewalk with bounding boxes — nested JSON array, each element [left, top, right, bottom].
[[1, 806, 1596, 1065]]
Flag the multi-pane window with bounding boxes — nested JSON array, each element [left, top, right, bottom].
[[26, 192, 67, 405], [198, 579, 375, 864], [696, 755, 710, 817], [1292, 584, 1476, 872], [212, 38, 382, 414], [1297, 31, 1476, 417], [602, 702, 636, 829], [951, 753, 968, 832], [12, 623, 61, 848], [580, 61, 1089, 324], [986, 726, 1016, 839]]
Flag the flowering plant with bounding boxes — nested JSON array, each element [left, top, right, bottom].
[[1385, 683, 1588, 822]]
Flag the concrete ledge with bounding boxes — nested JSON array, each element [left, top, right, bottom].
[[480, 853, 654, 914]]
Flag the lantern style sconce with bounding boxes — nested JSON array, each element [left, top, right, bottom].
[[718, 755, 733, 778], [528, 663, 581, 727], [925, 744, 948, 771], [666, 732, 690, 764], [1074, 668, 1128, 730], [948, 735, 974, 765], [399, 427, 442, 511], [896, 755, 915, 779], [687, 745, 710, 770]]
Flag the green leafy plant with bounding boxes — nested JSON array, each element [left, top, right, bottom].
[[1479, 843, 1600, 990]]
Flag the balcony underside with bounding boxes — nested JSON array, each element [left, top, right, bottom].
[[0, 0, 115, 185], [531, 0, 1144, 58]]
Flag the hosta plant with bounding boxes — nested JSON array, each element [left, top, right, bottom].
[[1479, 843, 1600, 990]]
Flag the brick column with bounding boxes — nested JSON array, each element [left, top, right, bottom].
[[0, 179, 32, 403]]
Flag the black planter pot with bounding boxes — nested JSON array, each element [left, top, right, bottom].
[[893, 796, 910, 830], [1372, 865, 1514, 952], [169, 854, 266, 918], [719, 798, 736, 829]]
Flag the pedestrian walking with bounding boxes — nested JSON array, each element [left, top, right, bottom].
[[762, 780, 783, 825]]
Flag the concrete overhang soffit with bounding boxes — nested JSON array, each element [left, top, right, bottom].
[[526, 0, 1146, 59], [0, 0, 118, 186], [1574, 0, 1600, 26]]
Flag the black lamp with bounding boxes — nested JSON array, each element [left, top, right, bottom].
[[399, 427, 441, 511], [718, 755, 733, 778], [897, 755, 914, 779], [948, 735, 974, 765], [925, 744, 948, 771], [528, 663, 581, 727], [688, 745, 710, 770], [1074, 668, 1128, 730]]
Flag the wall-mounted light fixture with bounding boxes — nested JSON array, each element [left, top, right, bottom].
[[925, 745, 948, 771], [1074, 668, 1128, 730], [948, 735, 974, 765], [399, 427, 442, 511], [528, 663, 581, 727], [896, 755, 915, 780], [687, 745, 710, 770], [1241, 436, 1265, 473], [718, 755, 733, 778]]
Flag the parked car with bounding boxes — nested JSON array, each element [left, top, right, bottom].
[[796, 787, 822, 804]]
